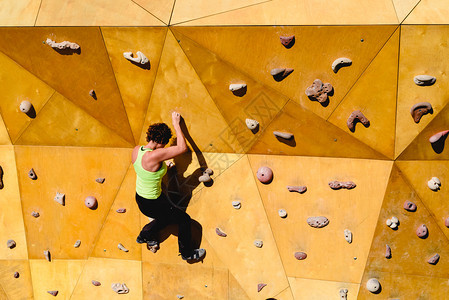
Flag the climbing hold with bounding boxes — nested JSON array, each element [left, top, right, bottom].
[[328, 181, 356, 190], [13, 272, 19, 278], [366, 278, 381, 293], [410, 102, 432, 123], [92, 280, 101, 286], [429, 130, 449, 144], [347, 110, 370, 132], [428, 253, 440, 265], [44, 250, 51, 262], [385, 244, 391, 259], [84, 196, 98, 209], [344, 229, 352, 244], [332, 57, 352, 73], [386, 216, 399, 229], [74, 240, 81, 248], [256, 166, 273, 184], [117, 243, 129, 252], [403, 200, 417, 212], [305, 79, 333, 103], [31, 211, 40, 218], [445, 217, 449, 228], [245, 119, 259, 131], [116, 208, 126, 213], [123, 51, 149, 65], [278, 209, 287, 218], [280, 35, 295, 48], [89, 89, 97, 100], [232, 201, 241, 209], [215, 227, 227, 237], [339, 288, 348, 300], [54, 192, 65, 206], [0, 166, 3, 189], [46, 38, 79, 50], [273, 131, 293, 139], [294, 252, 307, 260], [254, 240, 263, 248], [28, 168, 37, 180], [414, 75, 436, 86], [270, 68, 294, 81], [19, 100, 32, 113], [229, 84, 247, 97], [307, 216, 329, 228], [177, 295, 184, 299], [95, 177, 105, 184], [427, 177, 441, 191], [287, 185, 307, 194], [47, 291, 58, 297], [111, 283, 129, 294], [257, 283, 267, 292], [199, 168, 213, 183], [7, 240, 16, 249], [416, 224, 428, 238]]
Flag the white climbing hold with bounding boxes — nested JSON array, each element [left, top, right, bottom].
[[366, 278, 381, 293], [278, 209, 287, 218], [229, 84, 247, 92], [273, 131, 293, 139], [386, 216, 399, 229], [74, 240, 81, 248], [414, 75, 436, 86], [111, 283, 129, 294], [254, 240, 263, 248], [54, 192, 65, 206], [118, 243, 129, 252], [339, 288, 348, 300], [232, 201, 241, 209], [45, 38, 80, 50], [20, 101, 32, 113], [428, 177, 441, 191], [344, 229, 352, 244], [123, 51, 149, 65], [44, 250, 51, 262], [245, 119, 259, 130], [332, 57, 352, 73]]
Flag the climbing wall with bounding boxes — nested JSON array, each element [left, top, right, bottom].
[[0, 1, 449, 299]]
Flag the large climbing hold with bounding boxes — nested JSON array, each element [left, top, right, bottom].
[[199, 168, 213, 183], [256, 166, 273, 184], [123, 51, 149, 65], [273, 131, 294, 140], [427, 177, 441, 191], [410, 102, 432, 123], [305, 79, 333, 103], [85, 196, 98, 209], [45, 38, 80, 50], [347, 110, 370, 132], [366, 278, 381, 293], [307, 216, 329, 228], [0, 165, 3, 189], [332, 57, 352, 73], [328, 180, 356, 190], [386, 216, 399, 229], [414, 75, 436, 86], [429, 130, 449, 145]]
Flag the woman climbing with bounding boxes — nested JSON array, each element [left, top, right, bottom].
[[132, 111, 205, 261]]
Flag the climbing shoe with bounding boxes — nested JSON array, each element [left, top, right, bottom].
[[181, 248, 206, 261]]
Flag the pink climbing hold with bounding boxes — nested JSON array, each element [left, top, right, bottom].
[[403, 200, 417, 212], [280, 35, 295, 48], [47, 291, 58, 296], [385, 244, 391, 259], [257, 283, 267, 292], [428, 253, 440, 265], [294, 252, 307, 260], [328, 180, 356, 190], [92, 280, 101, 286], [116, 208, 126, 213], [215, 227, 227, 237], [416, 224, 428, 238], [445, 217, 449, 228], [429, 130, 449, 144], [287, 186, 307, 194], [256, 167, 273, 184], [85, 196, 98, 209]]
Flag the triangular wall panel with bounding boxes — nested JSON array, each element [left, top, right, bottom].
[[0, 0, 40, 26], [0, 260, 33, 300], [132, 0, 175, 25], [404, 0, 449, 24], [392, 0, 420, 23]]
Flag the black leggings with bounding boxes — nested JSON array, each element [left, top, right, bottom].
[[135, 192, 192, 256]]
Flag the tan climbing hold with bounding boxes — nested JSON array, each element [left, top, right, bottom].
[[111, 283, 129, 294], [344, 229, 352, 244], [44, 250, 51, 262], [428, 177, 441, 191], [287, 185, 307, 194], [245, 119, 259, 130], [278, 209, 287, 218], [254, 240, 263, 248], [328, 180, 356, 190], [270, 68, 294, 81], [280, 35, 295, 48], [305, 79, 333, 103], [307, 216, 329, 228], [84, 196, 98, 209], [256, 166, 273, 184], [273, 131, 293, 139], [199, 168, 213, 183], [28, 168, 37, 180], [19, 100, 32, 113], [410, 102, 432, 123], [347, 110, 370, 132], [45, 38, 80, 50], [54, 192, 65, 206], [366, 278, 380, 293], [332, 57, 352, 73], [414, 75, 436, 86], [117, 243, 129, 252], [215, 227, 227, 237], [428, 253, 440, 265], [123, 51, 149, 65]]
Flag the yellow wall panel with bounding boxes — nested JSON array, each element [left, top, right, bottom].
[[35, 0, 165, 26], [404, 0, 449, 24], [392, 0, 420, 22], [358, 272, 449, 299], [395, 26, 449, 159], [0, 51, 54, 143], [71, 258, 142, 299], [0, 27, 134, 144], [0, 116, 11, 145], [273, 287, 294, 300], [249, 101, 386, 159], [143, 262, 228, 299], [172, 29, 289, 153], [15, 146, 131, 259], [0, 0, 40, 26], [133, 0, 176, 25], [396, 161, 449, 242], [101, 27, 167, 144], [187, 155, 289, 299], [0, 260, 33, 300], [328, 28, 399, 159], [174, 26, 397, 121], [16, 93, 132, 147], [248, 155, 392, 283], [177, 0, 398, 25], [289, 277, 359, 300], [140, 30, 241, 153], [365, 165, 449, 278], [29, 259, 85, 300], [0, 146, 28, 260], [229, 272, 251, 300], [91, 165, 142, 261]]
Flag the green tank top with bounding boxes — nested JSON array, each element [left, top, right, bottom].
[[133, 147, 167, 199]]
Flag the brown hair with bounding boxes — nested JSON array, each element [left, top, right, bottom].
[[146, 123, 172, 144]]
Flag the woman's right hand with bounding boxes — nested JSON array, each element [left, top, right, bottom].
[[172, 111, 181, 126]]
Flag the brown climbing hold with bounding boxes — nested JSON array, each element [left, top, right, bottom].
[[305, 79, 333, 103], [111, 283, 129, 294], [31, 211, 40, 218], [270, 68, 294, 81], [403, 200, 417, 212], [307, 216, 329, 228], [280, 35, 295, 48], [13, 272, 19, 278], [428, 253, 440, 265], [287, 185, 307, 193], [445, 217, 449, 228], [385, 244, 391, 259], [410, 102, 432, 123], [347, 110, 370, 132], [47, 291, 58, 296], [7, 240, 16, 249], [95, 177, 105, 184], [116, 208, 126, 213], [416, 224, 428, 238], [44, 250, 51, 262], [215, 227, 227, 237], [256, 166, 273, 184], [294, 252, 307, 260], [328, 180, 356, 190], [84, 196, 98, 209], [429, 130, 449, 144], [92, 280, 101, 286], [0, 165, 3, 189], [257, 283, 267, 292], [273, 131, 294, 139]]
